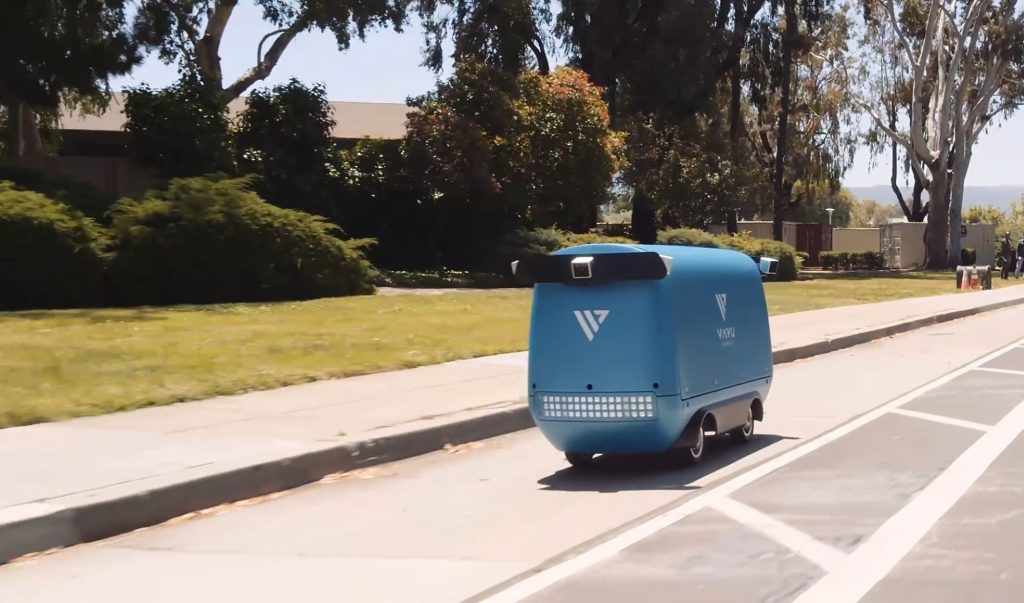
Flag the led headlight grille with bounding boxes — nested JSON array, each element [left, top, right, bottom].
[[537, 393, 657, 421]]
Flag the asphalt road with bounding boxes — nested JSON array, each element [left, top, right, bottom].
[[5, 307, 1024, 603]]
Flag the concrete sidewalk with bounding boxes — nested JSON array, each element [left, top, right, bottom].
[[3, 286, 1024, 563]]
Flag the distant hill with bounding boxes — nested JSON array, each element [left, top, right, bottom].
[[848, 185, 1024, 210]]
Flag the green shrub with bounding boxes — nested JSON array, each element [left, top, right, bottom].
[[821, 250, 884, 271], [0, 166, 117, 221], [656, 227, 719, 248], [107, 176, 376, 306], [504, 228, 635, 257], [821, 251, 838, 270], [858, 250, 884, 270], [0, 181, 108, 309], [562, 232, 636, 247], [715, 233, 799, 281], [961, 247, 977, 265]]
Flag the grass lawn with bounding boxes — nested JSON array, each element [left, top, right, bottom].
[[1, 271, 1018, 428]]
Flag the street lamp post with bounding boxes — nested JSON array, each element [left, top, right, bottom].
[[825, 208, 835, 226]]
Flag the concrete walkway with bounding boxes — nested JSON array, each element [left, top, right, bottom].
[[3, 286, 1024, 563]]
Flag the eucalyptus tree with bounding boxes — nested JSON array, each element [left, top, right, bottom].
[[854, 0, 1024, 267]]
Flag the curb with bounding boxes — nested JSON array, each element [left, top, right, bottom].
[[771, 295, 1024, 364], [3, 294, 1023, 564], [0, 404, 535, 564]]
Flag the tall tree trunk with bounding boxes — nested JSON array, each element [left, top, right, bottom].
[[21, 108, 44, 156], [910, 169, 927, 221], [4, 101, 24, 158], [948, 150, 972, 266], [924, 161, 950, 268], [771, 0, 797, 242], [729, 63, 743, 156], [630, 189, 658, 244]]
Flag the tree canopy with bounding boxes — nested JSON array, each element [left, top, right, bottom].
[[133, 0, 409, 103]]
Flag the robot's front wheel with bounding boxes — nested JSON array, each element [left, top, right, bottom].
[[565, 452, 595, 467]]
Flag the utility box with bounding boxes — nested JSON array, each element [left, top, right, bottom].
[[956, 265, 993, 290], [512, 243, 775, 467]]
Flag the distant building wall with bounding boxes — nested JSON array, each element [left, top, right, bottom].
[[9, 155, 157, 198], [832, 228, 881, 253], [881, 222, 927, 268]]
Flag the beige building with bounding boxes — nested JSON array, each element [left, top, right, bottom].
[[832, 228, 882, 253], [880, 222, 995, 268], [8, 92, 414, 198]]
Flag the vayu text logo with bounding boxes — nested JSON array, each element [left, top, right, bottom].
[[715, 293, 728, 321], [574, 310, 609, 342], [714, 293, 735, 342]]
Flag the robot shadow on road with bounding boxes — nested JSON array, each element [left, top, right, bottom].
[[535, 433, 796, 494]]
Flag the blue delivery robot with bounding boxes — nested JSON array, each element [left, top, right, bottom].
[[512, 243, 777, 467]]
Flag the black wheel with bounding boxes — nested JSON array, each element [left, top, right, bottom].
[[730, 405, 755, 444], [565, 452, 594, 467], [683, 426, 705, 465]]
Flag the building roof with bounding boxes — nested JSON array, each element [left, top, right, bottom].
[[58, 92, 414, 140]]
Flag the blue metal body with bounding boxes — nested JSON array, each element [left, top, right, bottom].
[[526, 243, 773, 455]]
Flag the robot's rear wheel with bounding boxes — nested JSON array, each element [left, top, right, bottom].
[[565, 452, 595, 467]]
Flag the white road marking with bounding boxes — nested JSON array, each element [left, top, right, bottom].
[[477, 336, 1024, 603], [973, 366, 1024, 377], [710, 497, 847, 572], [888, 408, 992, 432], [794, 399, 1024, 603]]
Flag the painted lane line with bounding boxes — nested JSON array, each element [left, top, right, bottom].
[[888, 408, 992, 432], [794, 399, 1024, 603], [973, 366, 1024, 377], [476, 336, 1024, 603], [710, 497, 847, 572]]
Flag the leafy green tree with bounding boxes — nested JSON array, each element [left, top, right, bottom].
[[624, 114, 762, 234], [849, 197, 902, 226], [0, 0, 142, 156], [133, 0, 409, 105], [418, 0, 553, 74], [555, 0, 769, 122], [742, 0, 840, 240], [962, 204, 1006, 226], [234, 79, 341, 218], [515, 68, 624, 231], [123, 70, 234, 177], [403, 62, 622, 269]]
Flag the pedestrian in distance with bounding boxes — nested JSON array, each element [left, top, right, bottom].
[[1015, 237, 1024, 279], [1000, 232, 1013, 280]]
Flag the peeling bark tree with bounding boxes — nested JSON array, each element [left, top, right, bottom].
[[856, 0, 1024, 267], [946, 1, 1024, 265], [135, 0, 408, 106]]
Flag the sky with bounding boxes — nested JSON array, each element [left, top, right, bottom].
[[110, 1, 1024, 189]]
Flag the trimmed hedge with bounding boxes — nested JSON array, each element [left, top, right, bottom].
[[107, 177, 377, 305], [821, 251, 885, 271], [657, 227, 799, 281], [0, 181, 108, 310]]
